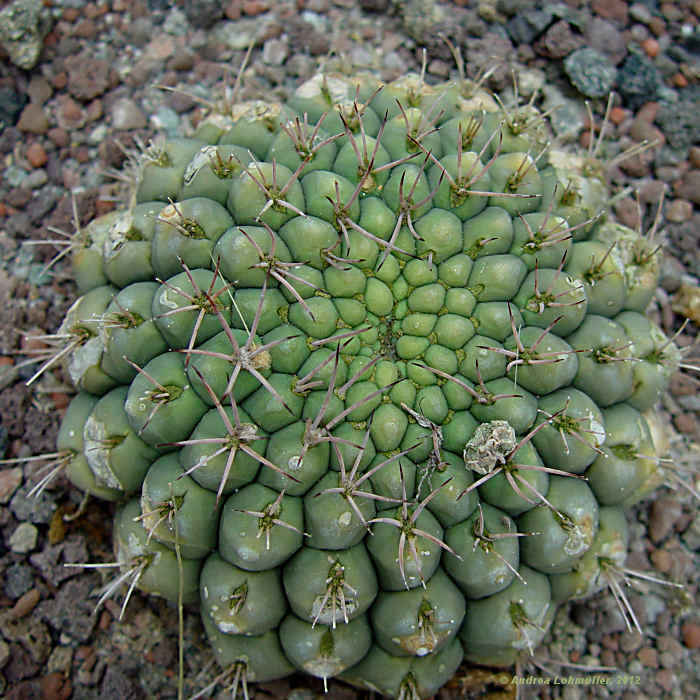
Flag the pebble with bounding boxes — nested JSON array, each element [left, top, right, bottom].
[[613, 196, 640, 229], [47, 646, 73, 675], [150, 105, 180, 132], [585, 17, 627, 65], [655, 669, 674, 692], [56, 96, 86, 130], [47, 127, 70, 148], [17, 103, 49, 134], [10, 587, 41, 619], [0, 466, 22, 503], [110, 98, 147, 129], [564, 48, 617, 98], [65, 53, 112, 101], [10, 486, 55, 524], [85, 98, 102, 123], [24, 169, 48, 189], [4, 562, 34, 600], [657, 634, 684, 665], [637, 646, 658, 668], [673, 170, 700, 205], [163, 7, 190, 36], [25, 142, 48, 169], [146, 33, 176, 61], [592, 0, 628, 24], [630, 3, 653, 24], [618, 52, 662, 110], [40, 672, 72, 700], [689, 146, 700, 168], [642, 38, 660, 58], [650, 547, 672, 572], [620, 630, 644, 653], [534, 19, 584, 59], [0, 86, 27, 127], [627, 659, 644, 675], [648, 497, 682, 542], [638, 178, 666, 205], [167, 50, 195, 71], [128, 17, 154, 46], [666, 198, 694, 223], [649, 16, 666, 36], [680, 621, 700, 649], [183, 0, 224, 28], [74, 18, 98, 39], [27, 77, 52, 105], [673, 412, 697, 434], [629, 114, 661, 143], [427, 59, 450, 78], [10, 522, 39, 554], [505, 8, 554, 45], [656, 97, 700, 151], [262, 37, 288, 65]]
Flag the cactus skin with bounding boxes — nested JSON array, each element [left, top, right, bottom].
[[54, 70, 679, 698]]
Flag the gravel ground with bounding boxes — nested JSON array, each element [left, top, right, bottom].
[[0, 1, 698, 699]]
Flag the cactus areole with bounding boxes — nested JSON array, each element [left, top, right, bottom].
[[53, 70, 678, 698]]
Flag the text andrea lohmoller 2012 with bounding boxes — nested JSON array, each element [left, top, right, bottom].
[[509, 674, 642, 687]]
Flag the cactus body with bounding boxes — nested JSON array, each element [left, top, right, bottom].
[[55, 70, 678, 698]]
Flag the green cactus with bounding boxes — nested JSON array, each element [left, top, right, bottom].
[[37, 67, 686, 699]]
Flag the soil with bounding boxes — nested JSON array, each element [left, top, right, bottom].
[[0, 1, 698, 699]]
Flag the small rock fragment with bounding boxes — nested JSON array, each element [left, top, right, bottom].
[[0, 466, 23, 503], [10, 522, 39, 553], [648, 497, 682, 543], [680, 621, 700, 649], [0, 0, 52, 70], [16, 103, 49, 134], [564, 48, 617, 98], [110, 98, 147, 130]]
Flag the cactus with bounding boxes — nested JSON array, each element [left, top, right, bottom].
[[34, 66, 686, 698]]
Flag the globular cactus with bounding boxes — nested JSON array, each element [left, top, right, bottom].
[[36, 65, 685, 699]]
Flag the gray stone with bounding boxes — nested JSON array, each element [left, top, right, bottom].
[[100, 666, 146, 700], [29, 534, 89, 586], [150, 105, 180, 133], [35, 575, 99, 642], [183, 0, 223, 29], [262, 38, 289, 66], [111, 98, 147, 130], [629, 3, 652, 24], [564, 48, 617, 98], [0, 87, 27, 126], [642, 594, 666, 625], [617, 50, 662, 110], [0, 467, 23, 504], [681, 513, 700, 550], [656, 88, 700, 151], [584, 17, 627, 66], [9, 522, 38, 553], [23, 168, 47, 189], [398, 0, 445, 43], [506, 8, 554, 45], [128, 17, 153, 47], [212, 20, 261, 51], [287, 690, 317, 700], [9, 485, 55, 523], [163, 7, 189, 36], [4, 562, 34, 599], [541, 84, 585, 139], [0, 0, 52, 70], [677, 394, 700, 411]]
